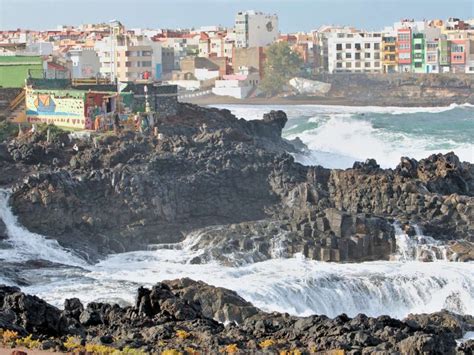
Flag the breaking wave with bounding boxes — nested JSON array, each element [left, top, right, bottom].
[[215, 103, 474, 169], [0, 190, 472, 320]]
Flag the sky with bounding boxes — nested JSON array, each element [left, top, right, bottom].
[[0, 0, 473, 32]]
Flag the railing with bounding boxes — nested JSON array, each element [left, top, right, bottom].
[[9, 89, 25, 111], [72, 78, 112, 86]]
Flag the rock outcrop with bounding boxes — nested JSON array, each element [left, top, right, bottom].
[[1, 103, 472, 263], [0, 281, 472, 354]]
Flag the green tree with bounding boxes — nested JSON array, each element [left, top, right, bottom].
[[260, 42, 303, 96]]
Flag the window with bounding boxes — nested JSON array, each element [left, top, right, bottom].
[[365, 43, 371, 49], [427, 54, 437, 62], [355, 43, 361, 50], [452, 45, 464, 53], [398, 53, 411, 60], [414, 44, 422, 50], [142, 61, 152, 67], [414, 62, 422, 68], [336, 62, 342, 68], [365, 52, 371, 58], [336, 44, 342, 50], [374, 43, 380, 50], [142, 50, 152, 56], [336, 53, 342, 60], [345, 62, 352, 68], [345, 43, 351, 49], [398, 33, 410, 41], [365, 62, 371, 67], [355, 53, 361, 60], [345, 52, 352, 59], [374, 61, 380, 67], [355, 62, 361, 67], [374, 53, 380, 60]]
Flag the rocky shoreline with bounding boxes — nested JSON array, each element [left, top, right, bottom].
[[0, 102, 473, 353], [0, 103, 472, 264], [1, 280, 473, 354]]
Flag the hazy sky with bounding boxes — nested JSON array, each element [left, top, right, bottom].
[[0, 0, 473, 32]]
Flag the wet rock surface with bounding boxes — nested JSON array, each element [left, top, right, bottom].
[[0, 103, 472, 263], [0, 281, 472, 354]]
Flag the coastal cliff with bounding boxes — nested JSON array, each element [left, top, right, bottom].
[[0, 103, 472, 263], [184, 73, 474, 107]]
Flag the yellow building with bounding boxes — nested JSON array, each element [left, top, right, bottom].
[[382, 36, 397, 73]]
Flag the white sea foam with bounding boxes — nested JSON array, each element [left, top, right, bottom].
[[0, 161, 473, 321], [4, 217, 469, 320], [0, 189, 86, 267], [214, 104, 474, 169]]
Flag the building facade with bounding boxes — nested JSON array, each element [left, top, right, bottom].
[[382, 36, 397, 73], [397, 28, 412, 72], [67, 48, 101, 79], [327, 32, 383, 73], [235, 10, 279, 48], [411, 33, 425, 73]]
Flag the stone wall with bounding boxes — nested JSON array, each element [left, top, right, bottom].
[[310, 73, 474, 105]]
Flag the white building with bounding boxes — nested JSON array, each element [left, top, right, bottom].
[[235, 10, 278, 48], [95, 34, 162, 82], [327, 32, 383, 73], [212, 68, 259, 99], [67, 48, 101, 78], [212, 73, 260, 99]]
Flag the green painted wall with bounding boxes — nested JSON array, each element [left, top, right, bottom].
[[411, 34, 425, 73], [0, 56, 43, 88]]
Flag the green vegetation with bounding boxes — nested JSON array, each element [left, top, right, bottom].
[[36, 123, 69, 142], [260, 42, 303, 96], [0, 121, 19, 142]]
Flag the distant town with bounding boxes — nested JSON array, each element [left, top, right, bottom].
[[0, 11, 473, 130]]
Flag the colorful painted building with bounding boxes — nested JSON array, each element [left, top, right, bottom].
[[450, 39, 466, 73], [425, 39, 440, 73], [397, 28, 412, 72], [382, 36, 397, 73], [25, 87, 132, 129], [439, 39, 451, 72], [411, 33, 425, 73]]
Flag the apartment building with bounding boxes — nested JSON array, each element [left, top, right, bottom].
[[95, 33, 162, 82], [412, 33, 425, 73], [397, 28, 412, 72], [235, 10, 279, 48], [450, 37, 467, 73], [382, 36, 397, 73], [327, 32, 383, 73], [67, 47, 100, 78]]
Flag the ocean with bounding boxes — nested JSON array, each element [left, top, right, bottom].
[[213, 103, 474, 168]]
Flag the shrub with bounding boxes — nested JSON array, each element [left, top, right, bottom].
[[115, 347, 147, 355], [0, 121, 19, 142], [259, 339, 275, 349], [85, 343, 116, 354], [162, 350, 182, 355], [63, 336, 83, 351], [176, 329, 190, 340], [16, 335, 41, 349], [224, 343, 239, 353], [1, 329, 19, 344]]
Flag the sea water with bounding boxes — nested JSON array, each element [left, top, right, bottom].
[[213, 103, 474, 168]]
